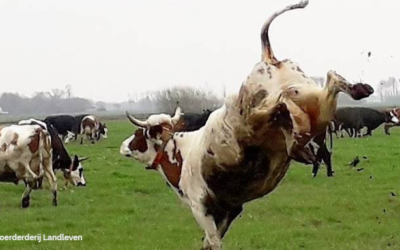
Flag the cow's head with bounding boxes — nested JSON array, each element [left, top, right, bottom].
[[96, 123, 108, 141], [120, 107, 182, 167], [326, 71, 374, 100], [64, 131, 77, 144], [385, 109, 399, 124], [64, 155, 88, 186], [100, 123, 108, 138]]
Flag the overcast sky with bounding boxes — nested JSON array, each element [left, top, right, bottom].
[[0, 0, 399, 102]]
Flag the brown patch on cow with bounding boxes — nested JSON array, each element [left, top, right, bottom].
[[148, 125, 163, 139], [129, 129, 148, 153], [158, 140, 183, 189], [82, 117, 96, 132], [1, 143, 6, 152], [258, 68, 265, 74], [251, 89, 268, 108], [296, 66, 304, 73], [238, 85, 250, 116], [28, 132, 40, 153], [267, 70, 272, 79], [11, 133, 19, 145]]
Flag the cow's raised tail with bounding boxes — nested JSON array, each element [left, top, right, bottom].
[[261, 0, 309, 64]]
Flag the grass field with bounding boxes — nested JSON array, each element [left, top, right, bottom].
[[0, 120, 399, 250]]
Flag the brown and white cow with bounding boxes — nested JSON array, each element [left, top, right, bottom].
[[120, 1, 373, 249], [0, 125, 58, 207], [65, 115, 108, 144], [18, 118, 88, 188], [384, 108, 400, 135]]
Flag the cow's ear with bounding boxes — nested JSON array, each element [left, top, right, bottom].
[[148, 125, 163, 138]]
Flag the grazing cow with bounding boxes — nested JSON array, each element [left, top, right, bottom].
[[78, 115, 106, 144], [18, 119, 88, 187], [0, 125, 57, 207], [384, 108, 400, 135], [120, 1, 373, 248], [64, 115, 108, 144]]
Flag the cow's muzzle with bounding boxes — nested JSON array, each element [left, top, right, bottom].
[[77, 182, 86, 187]]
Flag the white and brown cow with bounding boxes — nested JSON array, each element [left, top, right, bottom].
[[64, 115, 108, 144], [120, 1, 373, 249], [18, 118, 88, 188], [0, 124, 58, 208], [384, 108, 400, 135]]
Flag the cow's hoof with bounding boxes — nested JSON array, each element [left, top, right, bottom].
[[52, 199, 58, 207], [327, 172, 334, 177], [22, 197, 30, 208]]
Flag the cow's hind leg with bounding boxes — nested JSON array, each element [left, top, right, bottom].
[[22, 162, 38, 180], [21, 181, 34, 208], [191, 203, 222, 250], [217, 206, 243, 239], [43, 158, 58, 206]]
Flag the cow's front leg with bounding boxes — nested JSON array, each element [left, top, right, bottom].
[[191, 203, 222, 250]]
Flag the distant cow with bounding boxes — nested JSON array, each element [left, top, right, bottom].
[[64, 115, 108, 144], [18, 119, 88, 187], [0, 125, 57, 207], [334, 107, 398, 137], [357, 108, 398, 136], [384, 108, 400, 135]]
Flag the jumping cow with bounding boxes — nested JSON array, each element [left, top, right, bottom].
[[18, 119, 88, 187], [0, 124, 58, 207], [120, 1, 373, 249]]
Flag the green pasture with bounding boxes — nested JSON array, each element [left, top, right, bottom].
[[0, 120, 399, 250]]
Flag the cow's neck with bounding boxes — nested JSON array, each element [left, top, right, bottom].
[[157, 139, 183, 189]]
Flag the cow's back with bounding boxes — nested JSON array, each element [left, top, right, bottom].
[[44, 115, 76, 136], [358, 108, 385, 129]]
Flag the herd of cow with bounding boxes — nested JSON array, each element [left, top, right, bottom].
[[1, 1, 398, 249], [0, 114, 107, 207]]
